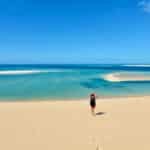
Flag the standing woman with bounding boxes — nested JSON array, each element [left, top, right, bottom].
[[90, 93, 96, 115]]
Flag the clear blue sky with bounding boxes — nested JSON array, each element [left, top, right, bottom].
[[0, 0, 150, 64]]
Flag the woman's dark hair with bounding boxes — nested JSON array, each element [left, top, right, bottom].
[[90, 93, 95, 97]]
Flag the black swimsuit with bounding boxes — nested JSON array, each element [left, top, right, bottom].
[[90, 97, 96, 108]]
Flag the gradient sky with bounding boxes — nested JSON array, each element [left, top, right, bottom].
[[0, 0, 150, 64]]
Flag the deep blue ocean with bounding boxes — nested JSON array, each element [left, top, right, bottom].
[[0, 64, 150, 101]]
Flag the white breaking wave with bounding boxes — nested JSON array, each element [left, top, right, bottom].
[[122, 65, 150, 67], [0, 69, 66, 75]]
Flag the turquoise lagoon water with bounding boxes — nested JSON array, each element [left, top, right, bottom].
[[0, 64, 150, 101]]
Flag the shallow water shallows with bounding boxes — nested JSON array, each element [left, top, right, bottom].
[[0, 64, 150, 101]]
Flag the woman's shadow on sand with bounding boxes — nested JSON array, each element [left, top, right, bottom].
[[95, 112, 106, 116]]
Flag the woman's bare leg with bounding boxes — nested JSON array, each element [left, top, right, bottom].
[[91, 107, 95, 116]]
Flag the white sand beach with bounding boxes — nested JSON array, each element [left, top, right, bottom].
[[0, 96, 150, 150], [103, 72, 150, 82]]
